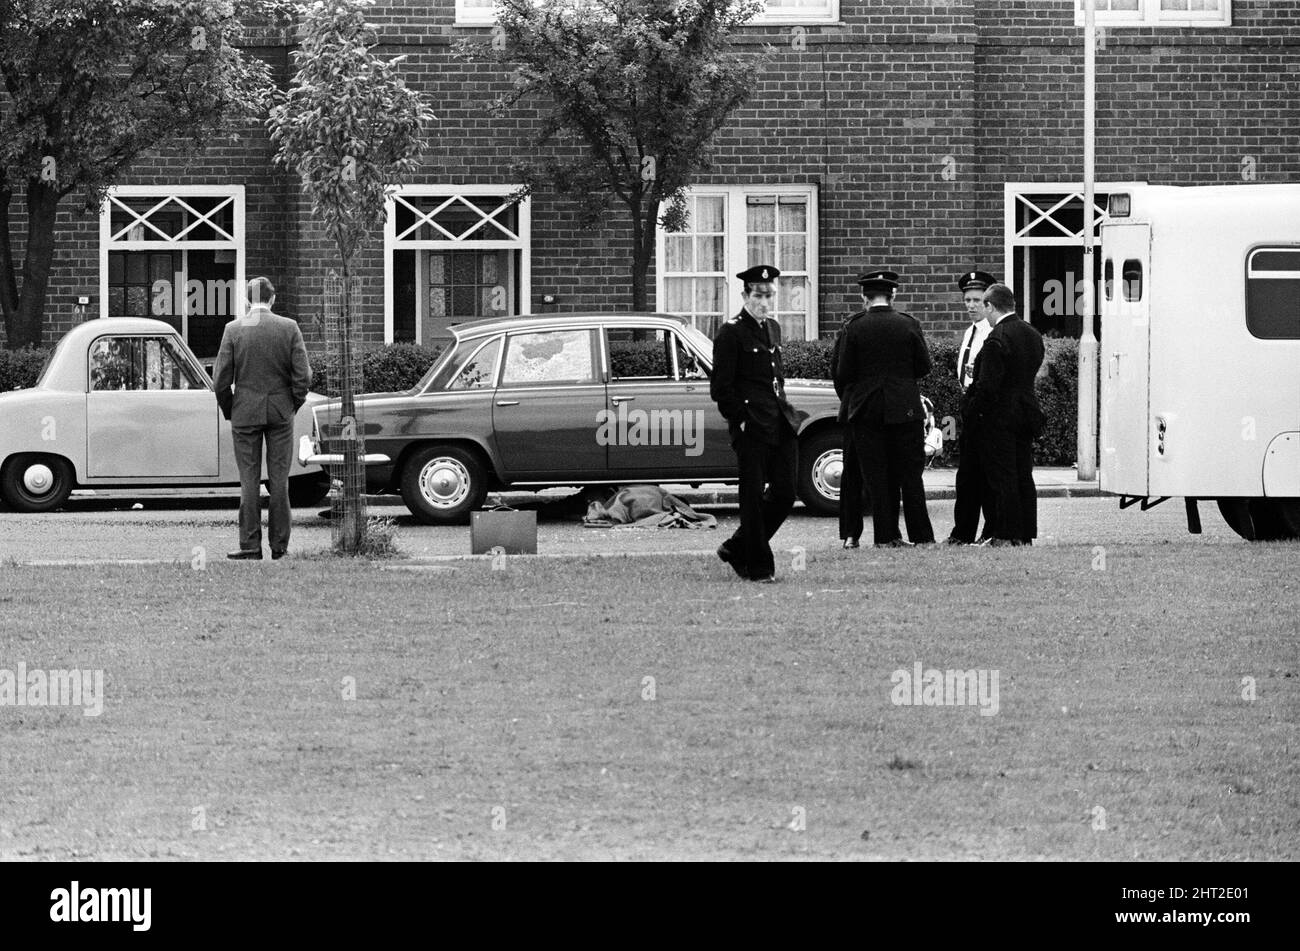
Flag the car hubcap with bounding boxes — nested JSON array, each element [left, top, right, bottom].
[[23, 463, 55, 496], [812, 449, 842, 501], [419, 457, 470, 509]]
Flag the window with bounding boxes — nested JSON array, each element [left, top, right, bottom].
[[89, 336, 205, 392], [608, 328, 673, 381], [1121, 259, 1143, 302], [1245, 248, 1300, 340], [500, 329, 597, 386], [1074, 0, 1230, 27], [448, 336, 503, 390], [455, 0, 838, 27], [1103, 258, 1114, 300], [385, 187, 530, 344], [100, 186, 244, 360], [658, 185, 817, 341]]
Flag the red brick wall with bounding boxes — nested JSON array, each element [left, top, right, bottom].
[[8, 0, 1297, 352]]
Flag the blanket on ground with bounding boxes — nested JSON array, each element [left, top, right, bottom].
[[582, 485, 717, 529]]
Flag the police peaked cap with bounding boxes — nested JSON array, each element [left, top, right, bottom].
[[857, 269, 900, 291], [957, 270, 997, 291], [737, 265, 780, 283]]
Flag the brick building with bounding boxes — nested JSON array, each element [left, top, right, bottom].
[[16, 0, 1300, 358]]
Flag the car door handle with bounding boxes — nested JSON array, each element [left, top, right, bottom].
[[611, 395, 635, 405], [495, 400, 520, 407]]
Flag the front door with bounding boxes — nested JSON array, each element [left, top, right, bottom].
[[1099, 223, 1151, 496], [491, 327, 607, 478], [85, 334, 219, 478]]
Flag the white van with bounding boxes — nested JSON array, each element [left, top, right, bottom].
[[1099, 184, 1300, 540]]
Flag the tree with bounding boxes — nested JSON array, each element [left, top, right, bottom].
[[267, 0, 436, 553], [461, 0, 766, 311], [0, 0, 287, 349]]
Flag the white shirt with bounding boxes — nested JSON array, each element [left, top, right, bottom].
[[956, 319, 991, 391]]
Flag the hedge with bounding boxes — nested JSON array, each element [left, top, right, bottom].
[[309, 342, 446, 397], [0, 348, 52, 392], [1, 334, 1082, 465]]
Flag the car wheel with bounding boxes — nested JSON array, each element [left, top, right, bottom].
[[797, 429, 842, 517], [400, 445, 488, 525], [1216, 498, 1297, 541], [288, 472, 332, 508], [0, 454, 74, 513]]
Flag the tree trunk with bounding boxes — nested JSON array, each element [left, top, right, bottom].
[[0, 183, 22, 341], [629, 196, 659, 313], [5, 179, 61, 349]]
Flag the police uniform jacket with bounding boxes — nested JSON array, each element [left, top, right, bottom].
[[710, 309, 804, 444], [831, 310, 867, 423], [835, 304, 931, 426], [961, 313, 1045, 434]]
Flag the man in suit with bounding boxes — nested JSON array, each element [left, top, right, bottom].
[[947, 269, 996, 545], [832, 305, 868, 548], [213, 277, 312, 560], [836, 270, 935, 547], [711, 265, 806, 582], [961, 282, 1045, 546]]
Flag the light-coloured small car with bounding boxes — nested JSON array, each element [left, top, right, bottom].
[[0, 317, 329, 512]]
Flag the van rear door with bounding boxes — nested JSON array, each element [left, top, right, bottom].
[[1099, 223, 1151, 496]]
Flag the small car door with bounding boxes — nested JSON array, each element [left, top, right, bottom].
[[85, 334, 220, 477], [491, 327, 607, 478], [603, 326, 733, 473]]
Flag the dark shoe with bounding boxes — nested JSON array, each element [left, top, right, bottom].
[[981, 537, 1021, 547], [717, 543, 749, 579], [842, 537, 860, 549], [874, 539, 915, 549], [750, 574, 776, 583], [226, 549, 263, 560], [271, 550, 287, 560]]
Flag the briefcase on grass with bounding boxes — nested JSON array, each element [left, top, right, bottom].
[[471, 509, 537, 554]]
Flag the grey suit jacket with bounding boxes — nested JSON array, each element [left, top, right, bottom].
[[213, 308, 312, 428]]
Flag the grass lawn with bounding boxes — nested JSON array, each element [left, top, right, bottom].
[[0, 541, 1296, 860]]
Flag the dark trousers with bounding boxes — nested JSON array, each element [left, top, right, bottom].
[[950, 420, 991, 542], [232, 419, 295, 553], [978, 421, 1037, 542], [726, 427, 797, 577], [838, 425, 868, 542], [852, 416, 934, 545]]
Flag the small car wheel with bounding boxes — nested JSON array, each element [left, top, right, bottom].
[[796, 429, 842, 516], [1, 454, 75, 513], [400, 445, 488, 525], [288, 472, 332, 508], [1216, 498, 1296, 541]]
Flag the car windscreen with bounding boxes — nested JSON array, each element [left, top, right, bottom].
[[414, 343, 458, 392]]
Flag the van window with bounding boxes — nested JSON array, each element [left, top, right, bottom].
[[1121, 259, 1143, 302], [1246, 248, 1300, 340], [1103, 258, 1114, 301]]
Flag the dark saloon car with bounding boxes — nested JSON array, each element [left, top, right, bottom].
[[308, 313, 846, 524]]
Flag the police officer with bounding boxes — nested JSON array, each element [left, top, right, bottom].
[[836, 270, 935, 547], [712, 266, 805, 581], [832, 305, 868, 548], [962, 283, 1045, 545], [947, 269, 996, 545]]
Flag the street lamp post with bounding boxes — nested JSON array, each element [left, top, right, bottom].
[[1078, 0, 1099, 481]]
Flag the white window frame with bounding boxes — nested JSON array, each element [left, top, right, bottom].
[[456, 0, 839, 28], [1003, 181, 1148, 316], [383, 184, 532, 344], [656, 183, 818, 340], [99, 184, 246, 328], [1073, 0, 1231, 28]]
